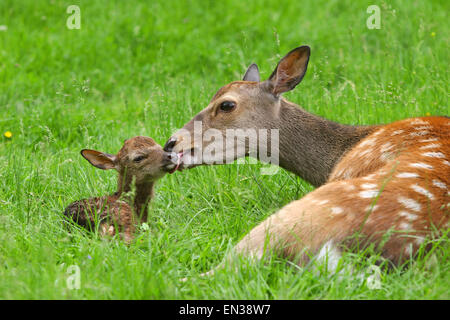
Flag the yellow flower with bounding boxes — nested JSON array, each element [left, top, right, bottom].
[[4, 131, 12, 138], [431, 32, 436, 37], [425, 112, 431, 116]]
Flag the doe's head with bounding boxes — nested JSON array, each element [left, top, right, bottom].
[[164, 45, 311, 169], [81, 136, 177, 183]]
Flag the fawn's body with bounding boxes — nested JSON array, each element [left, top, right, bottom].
[[64, 193, 136, 242], [64, 136, 175, 242], [165, 46, 449, 271]]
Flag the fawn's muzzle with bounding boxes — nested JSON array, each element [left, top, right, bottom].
[[161, 151, 178, 172]]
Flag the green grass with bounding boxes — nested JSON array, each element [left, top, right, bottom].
[[0, 0, 448, 299]]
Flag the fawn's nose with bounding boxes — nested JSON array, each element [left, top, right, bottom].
[[163, 151, 178, 164], [163, 137, 177, 152]]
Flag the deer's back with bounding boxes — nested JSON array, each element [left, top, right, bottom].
[[257, 116, 449, 265], [329, 116, 449, 182]]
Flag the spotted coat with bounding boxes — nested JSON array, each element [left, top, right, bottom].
[[235, 116, 449, 266]]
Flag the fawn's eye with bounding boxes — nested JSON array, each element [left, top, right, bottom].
[[133, 155, 146, 163], [219, 101, 236, 113]]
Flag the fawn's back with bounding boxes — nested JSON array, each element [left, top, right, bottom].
[[64, 194, 135, 242]]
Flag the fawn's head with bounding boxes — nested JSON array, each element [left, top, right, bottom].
[[164, 46, 311, 169], [81, 136, 176, 184]]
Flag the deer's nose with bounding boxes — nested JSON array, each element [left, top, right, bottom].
[[163, 137, 177, 152]]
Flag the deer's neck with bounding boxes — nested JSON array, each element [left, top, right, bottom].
[[274, 99, 376, 186], [116, 178, 155, 222]]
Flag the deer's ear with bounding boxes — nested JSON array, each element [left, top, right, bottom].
[[243, 63, 260, 82], [265, 46, 310, 96], [80, 149, 117, 170]]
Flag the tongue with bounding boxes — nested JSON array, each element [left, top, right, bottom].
[[170, 152, 183, 174]]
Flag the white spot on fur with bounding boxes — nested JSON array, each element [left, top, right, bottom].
[[359, 148, 373, 157], [409, 131, 429, 137], [392, 130, 404, 136], [359, 190, 379, 199], [399, 210, 418, 221], [419, 138, 438, 142], [414, 126, 432, 130], [398, 196, 421, 212], [362, 174, 376, 181], [444, 160, 450, 166], [343, 168, 353, 179], [365, 204, 379, 213], [415, 237, 425, 246], [372, 128, 385, 136], [409, 162, 433, 170], [380, 142, 394, 152], [420, 143, 441, 150], [316, 241, 341, 272], [344, 184, 356, 191], [411, 184, 434, 200], [359, 138, 376, 148], [331, 207, 344, 215], [404, 243, 413, 256], [361, 183, 377, 189], [396, 172, 419, 178], [380, 151, 394, 162], [422, 152, 445, 158], [399, 222, 412, 230], [318, 200, 329, 205], [432, 179, 446, 189], [410, 119, 428, 125]]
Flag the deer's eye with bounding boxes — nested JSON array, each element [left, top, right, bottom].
[[219, 101, 236, 113], [133, 155, 146, 163]]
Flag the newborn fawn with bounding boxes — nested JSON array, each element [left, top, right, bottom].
[[64, 136, 176, 243]]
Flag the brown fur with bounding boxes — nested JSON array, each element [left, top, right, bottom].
[[234, 116, 449, 266], [64, 194, 136, 243]]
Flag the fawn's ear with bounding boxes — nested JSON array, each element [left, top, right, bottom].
[[243, 63, 260, 82], [80, 149, 117, 170], [264, 46, 310, 96]]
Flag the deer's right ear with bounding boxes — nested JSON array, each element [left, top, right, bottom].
[[265, 46, 310, 96], [243, 63, 260, 82], [80, 149, 117, 170]]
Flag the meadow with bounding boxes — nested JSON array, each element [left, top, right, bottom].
[[0, 0, 448, 299]]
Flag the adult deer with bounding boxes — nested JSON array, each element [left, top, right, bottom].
[[165, 46, 449, 270]]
